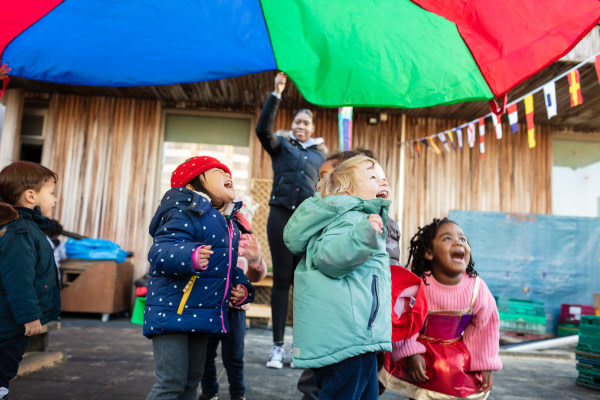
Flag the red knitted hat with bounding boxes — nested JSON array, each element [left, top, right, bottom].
[[170, 156, 232, 188]]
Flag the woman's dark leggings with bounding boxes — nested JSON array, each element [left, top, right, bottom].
[[267, 205, 302, 345]]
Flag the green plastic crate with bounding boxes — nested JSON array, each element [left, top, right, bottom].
[[557, 323, 579, 337], [499, 319, 546, 334], [494, 297, 545, 316], [575, 350, 600, 365], [577, 316, 600, 354], [499, 311, 546, 325], [576, 363, 600, 391]]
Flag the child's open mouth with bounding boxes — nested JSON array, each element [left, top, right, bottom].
[[224, 180, 233, 189], [376, 189, 389, 199], [451, 249, 465, 261]]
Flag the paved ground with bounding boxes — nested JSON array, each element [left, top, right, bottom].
[[9, 314, 599, 400]]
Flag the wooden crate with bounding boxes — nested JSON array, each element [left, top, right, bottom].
[[60, 260, 133, 317]]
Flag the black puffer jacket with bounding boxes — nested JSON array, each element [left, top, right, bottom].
[[0, 203, 61, 341], [256, 94, 327, 211]]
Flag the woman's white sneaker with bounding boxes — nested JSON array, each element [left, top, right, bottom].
[[266, 344, 285, 369]]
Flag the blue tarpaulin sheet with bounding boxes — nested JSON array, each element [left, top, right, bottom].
[[449, 210, 600, 334]]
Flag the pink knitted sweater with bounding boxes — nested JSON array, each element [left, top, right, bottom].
[[392, 273, 502, 372]]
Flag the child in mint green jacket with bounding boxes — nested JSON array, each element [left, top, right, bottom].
[[283, 155, 392, 400]]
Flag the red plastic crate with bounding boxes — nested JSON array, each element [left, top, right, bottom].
[[559, 304, 596, 325]]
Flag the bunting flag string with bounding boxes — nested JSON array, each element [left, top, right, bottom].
[[407, 51, 600, 158]]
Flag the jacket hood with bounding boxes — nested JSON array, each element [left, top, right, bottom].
[[284, 193, 390, 255], [149, 187, 241, 236], [0, 202, 18, 226], [276, 129, 329, 155]]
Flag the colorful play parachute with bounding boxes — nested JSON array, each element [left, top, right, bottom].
[[2, 1, 599, 108]]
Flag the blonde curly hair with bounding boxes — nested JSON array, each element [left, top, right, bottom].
[[317, 155, 376, 198]]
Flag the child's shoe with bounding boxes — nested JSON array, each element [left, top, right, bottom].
[[197, 393, 219, 400], [230, 395, 246, 400], [266, 344, 285, 369]]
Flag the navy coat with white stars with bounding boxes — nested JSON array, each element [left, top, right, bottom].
[[143, 187, 254, 338]]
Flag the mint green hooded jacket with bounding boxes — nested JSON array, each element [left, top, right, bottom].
[[283, 193, 392, 368]]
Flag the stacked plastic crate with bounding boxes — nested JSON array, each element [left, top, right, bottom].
[[495, 297, 546, 335], [575, 316, 600, 391], [557, 303, 596, 336]]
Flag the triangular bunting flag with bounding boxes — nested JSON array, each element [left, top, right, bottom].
[[412, 141, 420, 156], [437, 132, 450, 152], [446, 130, 456, 151], [507, 103, 518, 133], [467, 123, 476, 148], [596, 55, 600, 86], [338, 107, 353, 151], [491, 113, 502, 139], [421, 138, 430, 150], [568, 69, 583, 107], [428, 136, 441, 154], [524, 94, 536, 148], [543, 82, 557, 119], [479, 117, 486, 160], [456, 128, 463, 150]]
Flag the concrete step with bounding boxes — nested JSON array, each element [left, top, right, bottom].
[[17, 351, 64, 377]]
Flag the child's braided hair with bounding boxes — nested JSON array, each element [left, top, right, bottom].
[[407, 217, 477, 284]]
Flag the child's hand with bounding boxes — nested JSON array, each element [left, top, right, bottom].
[[230, 284, 248, 305], [405, 354, 428, 382], [193, 245, 213, 270], [240, 234, 261, 267], [274, 72, 286, 96], [24, 319, 43, 336], [479, 370, 493, 392], [0, 63, 11, 80], [368, 214, 383, 234]]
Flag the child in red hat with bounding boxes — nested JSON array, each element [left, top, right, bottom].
[[144, 156, 255, 400], [381, 218, 502, 400]]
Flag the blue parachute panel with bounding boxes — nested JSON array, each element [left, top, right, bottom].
[[3, 0, 276, 86]]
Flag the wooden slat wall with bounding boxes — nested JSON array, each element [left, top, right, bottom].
[[41, 94, 162, 278], [401, 118, 552, 263]]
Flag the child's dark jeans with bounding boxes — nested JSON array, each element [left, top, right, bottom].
[[312, 351, 379, 400], [0, 335, 28, 389], [201, 308, 246, 396]]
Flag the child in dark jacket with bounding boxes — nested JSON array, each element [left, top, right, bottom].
[[144, 156, 254, 400], [0, 161, 61, 400]]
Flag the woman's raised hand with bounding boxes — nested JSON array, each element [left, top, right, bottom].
[[274, 72, 286, 96]]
